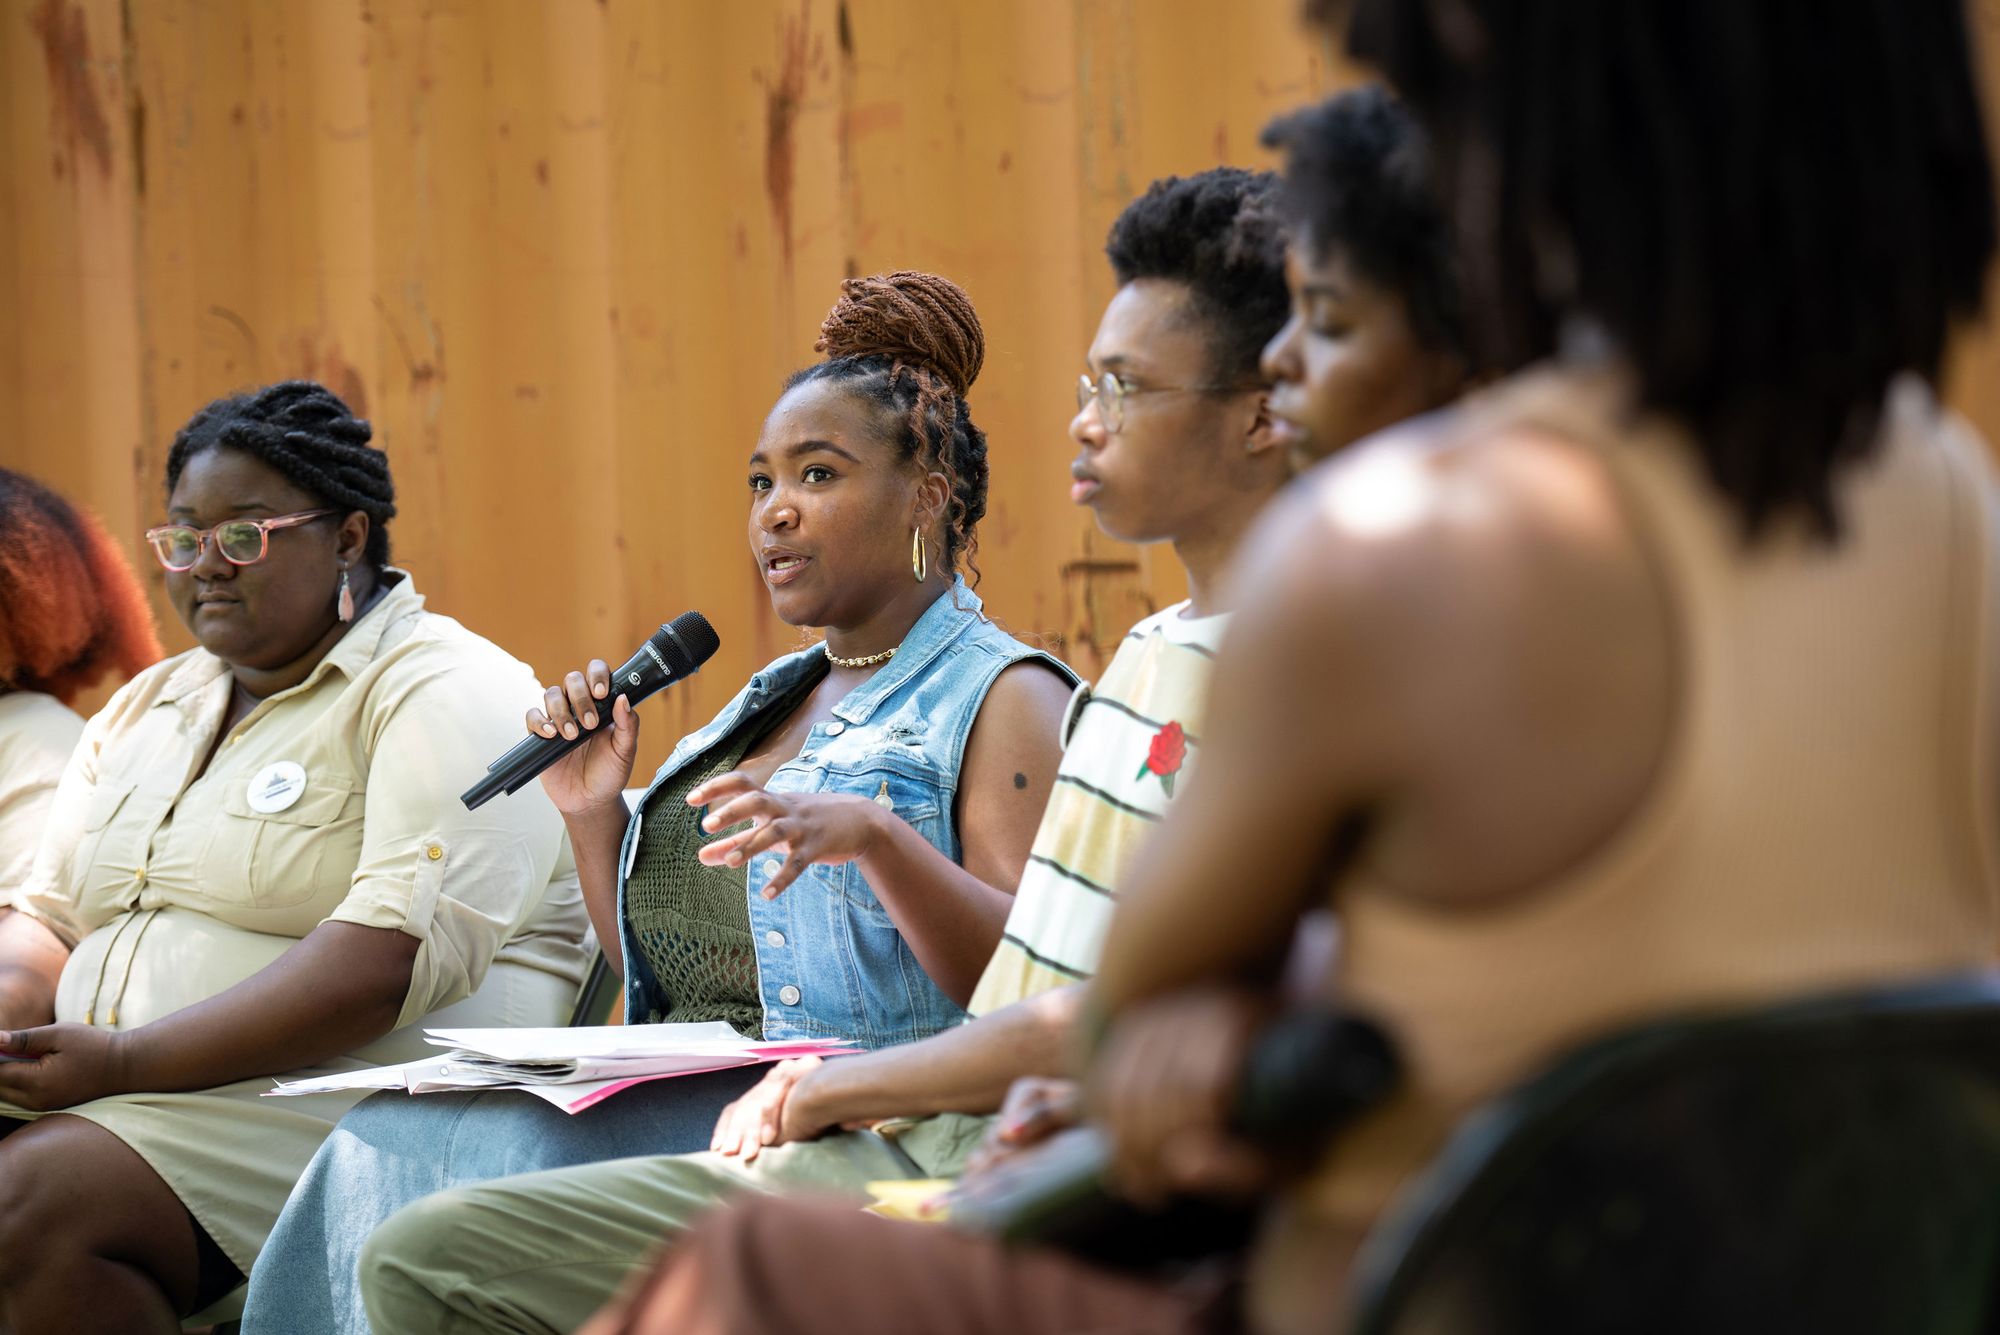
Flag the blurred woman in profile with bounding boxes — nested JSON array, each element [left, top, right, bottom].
[[608, 0, 2000, 1331], [0, 469, 161, 897]]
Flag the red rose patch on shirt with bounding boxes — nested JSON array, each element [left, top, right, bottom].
[[1136, 721, 1186, 796]]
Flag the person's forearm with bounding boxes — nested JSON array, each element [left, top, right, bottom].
[[0, 909, 67, 1030], [566, 800, 632, 977], [795, 984, 1084, 1126], [854, 806, 1016, 1007], [111, 921, 419, 1093]]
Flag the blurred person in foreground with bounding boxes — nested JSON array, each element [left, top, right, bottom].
[[0, 469, 161, 896], [0, 383, 588, 1331], [585, 0, 2000, 1330]]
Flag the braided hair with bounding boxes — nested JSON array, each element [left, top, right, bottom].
[[164, 381, 397, 567], [785, 272, 990, 582], [0, 469, 162, 704]]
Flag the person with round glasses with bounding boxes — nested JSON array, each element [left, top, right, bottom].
[[0, 381, 588, 1331]]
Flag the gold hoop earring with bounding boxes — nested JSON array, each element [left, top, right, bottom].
[[911, 527, 928, 583]]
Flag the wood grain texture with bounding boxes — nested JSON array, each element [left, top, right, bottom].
[[2, 0, 1995, 777]]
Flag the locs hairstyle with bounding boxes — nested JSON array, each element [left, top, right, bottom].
[[0, 469, 162, 704], [164, 381, 397, 567], [786, 271, 991, 581], [1104, 166, 1290, 383], [1261, 85, 1469, 365], [1338, 0, 1997, 538]]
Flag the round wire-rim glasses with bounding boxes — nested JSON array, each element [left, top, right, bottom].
[[144, 509, 338, 572], [1075, 371, 1244, 434]]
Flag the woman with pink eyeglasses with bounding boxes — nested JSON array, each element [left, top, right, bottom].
[[0, 381, 587, 1332]]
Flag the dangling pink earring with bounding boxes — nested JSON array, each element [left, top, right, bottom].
[[337, 568, 355, 623]]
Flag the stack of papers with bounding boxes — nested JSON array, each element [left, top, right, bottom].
[[264, 1022, 858, 1114]]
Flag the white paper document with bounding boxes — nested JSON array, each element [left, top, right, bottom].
[[264, 1023, 859, 1114]]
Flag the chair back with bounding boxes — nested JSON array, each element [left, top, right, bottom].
[[1345, 974, 2000, 1335]]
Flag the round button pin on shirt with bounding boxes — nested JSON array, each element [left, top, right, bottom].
[[247, 761, 308, 814]]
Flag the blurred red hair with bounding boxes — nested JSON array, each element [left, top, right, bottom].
[[0, 469, 162, 705]]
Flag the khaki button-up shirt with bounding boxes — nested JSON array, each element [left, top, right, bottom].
[[0, 692, 85, 899], [13, 573, 585, 1030]]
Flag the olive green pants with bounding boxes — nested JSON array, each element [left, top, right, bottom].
[[358, 1113, 990, 1335]]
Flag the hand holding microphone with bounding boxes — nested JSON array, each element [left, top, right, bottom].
[[461, 612, 719, 811], [530, 659, 646, 816]]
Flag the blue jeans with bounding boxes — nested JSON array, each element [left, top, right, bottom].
[[240, 1066, 763, 1334]]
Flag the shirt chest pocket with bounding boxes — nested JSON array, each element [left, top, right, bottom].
[[71, 780, 141, 904], [207, 776, 365, 910], [836, 767, 947, 919]]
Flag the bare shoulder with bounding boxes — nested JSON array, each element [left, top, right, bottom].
[[976, 657, 1075, 737], [956, 657, 1072, 879], [1225, 409, 1677, 903], [1230, 414, 1661, 668], [958, 655, 1071, 802]]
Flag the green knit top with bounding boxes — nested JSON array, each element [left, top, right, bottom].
[[625, 666, 825, 1038]]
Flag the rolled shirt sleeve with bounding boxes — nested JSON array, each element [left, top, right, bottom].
[[324, 667, 571, 1028]]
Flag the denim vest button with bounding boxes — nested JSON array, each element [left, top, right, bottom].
[[765, 930, 786, 947], [779, 985, 802, 1006], [760, 859, 781, 879], [825, 721, 845, 736]]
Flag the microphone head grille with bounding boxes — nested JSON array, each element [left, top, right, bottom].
[[655, 611, 721, 675]]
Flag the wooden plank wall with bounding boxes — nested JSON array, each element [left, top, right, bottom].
[[3, 0, 1997, 778]]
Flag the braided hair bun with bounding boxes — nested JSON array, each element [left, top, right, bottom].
[[790, 271, 992, 583], [165, 381, 397, 568], [814, 270, 985, 396]]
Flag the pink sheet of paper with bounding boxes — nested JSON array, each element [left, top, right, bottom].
[[540, 1044, 863, 1114]]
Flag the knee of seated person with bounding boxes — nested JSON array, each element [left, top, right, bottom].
[[0, 1150, 69, 1281], [358, 1192, 470, 1303]]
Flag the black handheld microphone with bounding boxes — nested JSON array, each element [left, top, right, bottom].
[[949, 1009, 1400, 1270], [461, 611, 721, 810]]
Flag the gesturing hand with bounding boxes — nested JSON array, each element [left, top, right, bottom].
[[687, 772, 887, 899], [529, 659, 642, 816], [0, 1023, 130, 1111], [709, 1056, 829, 1161]]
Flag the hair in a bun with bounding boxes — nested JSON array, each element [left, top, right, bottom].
[[814, 270, 984, 395], [787, 271, 992, 582]]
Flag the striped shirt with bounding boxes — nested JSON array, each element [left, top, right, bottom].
[[966, 602, 1226, 1016]]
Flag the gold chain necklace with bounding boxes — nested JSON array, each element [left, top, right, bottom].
[[825, 645, 896, 669]]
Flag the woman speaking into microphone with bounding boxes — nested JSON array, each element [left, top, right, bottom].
[[245, 269, 1077, 1333]]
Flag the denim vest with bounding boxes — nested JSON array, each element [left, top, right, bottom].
[[617, 580, 1078, 1047]]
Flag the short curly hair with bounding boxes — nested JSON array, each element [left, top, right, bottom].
[[1261, 86, 1468, 363], [0, 469, 162, 705], [1104, 166, 1289, 384]]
